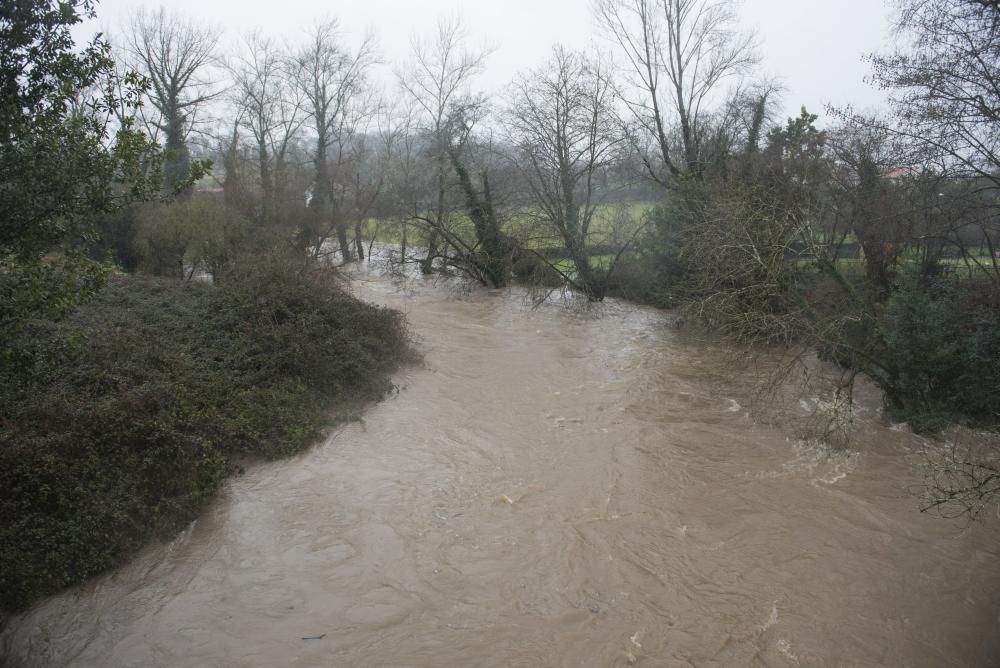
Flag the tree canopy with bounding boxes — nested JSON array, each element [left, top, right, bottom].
[[1, 0, 164, 343]]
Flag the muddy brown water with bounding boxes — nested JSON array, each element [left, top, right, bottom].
[[2, 268, 999, 667]]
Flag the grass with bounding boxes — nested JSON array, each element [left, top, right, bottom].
[[792, 254, 999, 278], [549, 255, 616, 273], [361, 201, 656, 255]]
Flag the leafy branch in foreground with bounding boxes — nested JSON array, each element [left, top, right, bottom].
[[1, 0, 173, 361]]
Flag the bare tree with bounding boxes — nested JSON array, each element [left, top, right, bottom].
[[858, 0, 1000, 283], [229, 32, 307, 224], [397, 17, 491, 273], [332, 89, 384, 262], [919, 432, 1000, 520], [124, 7, 222, 191], [504, 46, 627, 300], [594, 0, 757, 185], [293, 18, 377, 262], [373, 101, 420, 264]]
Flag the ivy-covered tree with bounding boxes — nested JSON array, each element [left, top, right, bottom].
[[1, 0, 164, 358], [124, 7, 221, 192]]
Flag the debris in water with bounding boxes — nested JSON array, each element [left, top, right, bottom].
[[301, 634, 326, 640], [494, 494, 514, 505], [776, 638, 800, 664], [760, 601, 779, 632], [624, 649, 638, 664], [630, 631, 642, 648]]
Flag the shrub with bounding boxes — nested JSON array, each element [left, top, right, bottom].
[[134, 197, 250, 280], [0, 257, 411, 611], [91, 206, 143, 272], [511, 253, 564, 287], [880, 274, 1000, 431], [602, 250, 675, 308]]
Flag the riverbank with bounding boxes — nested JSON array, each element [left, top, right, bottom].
[[0, 259, 412, 616]]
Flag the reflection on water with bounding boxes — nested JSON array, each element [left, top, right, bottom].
[[2, 266, 999, 667]]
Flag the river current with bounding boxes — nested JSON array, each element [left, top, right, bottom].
[[2, 267, 998, 666]]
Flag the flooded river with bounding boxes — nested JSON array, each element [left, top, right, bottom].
[[2, 269, 999, 666]]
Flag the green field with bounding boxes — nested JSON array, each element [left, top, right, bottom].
[[361, 201, 656, 255]]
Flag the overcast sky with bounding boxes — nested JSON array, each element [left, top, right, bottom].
[[82, 0, 895, 125]]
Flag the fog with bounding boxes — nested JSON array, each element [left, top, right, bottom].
[[82, 0, 891, 122]]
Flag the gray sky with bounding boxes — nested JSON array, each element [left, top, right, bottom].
[[82, 0, 894, 125]]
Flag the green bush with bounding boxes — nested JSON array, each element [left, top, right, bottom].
[[0, 258, 411, 612], [613, 194, 702, 309], [880, 275, 1000, 431], [134, 198, 250, 280], [602, 250, 675, 308], [91, 206, 143, 272]]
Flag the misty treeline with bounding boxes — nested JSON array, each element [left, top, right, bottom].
[[97, 10, 646, 296], [94, 0, 1000, 300]]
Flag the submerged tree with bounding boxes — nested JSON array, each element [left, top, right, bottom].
[[397, 17, 490, 273], [505, 47, 626, 300], [440, 147, 516, 287], [293, 18, 377, 262]]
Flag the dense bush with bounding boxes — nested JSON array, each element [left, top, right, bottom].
[[580, 203, 687, 308], [600, 251, 670, 307], [880, 275, 1000, 431], [0, 259, 411, 612], [134, 197, 251, 280], [91, 206, 143, 272]]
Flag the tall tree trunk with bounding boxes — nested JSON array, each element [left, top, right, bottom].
[[259, 140, 272, 225], [336, 218, 352, 263], [400, 219, 408, 265], [165, 108, 192, 198], [450, 151, 512, 287], [313, 136, 353, 262], [222, 122, 241, 211], [420, 147, 447, 274], [354, 221, 365, 260]]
